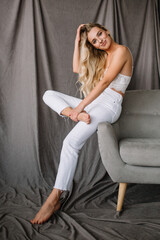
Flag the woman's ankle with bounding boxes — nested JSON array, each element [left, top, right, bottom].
[[55, 188, 63, 198], [61, 107, 73, 117]]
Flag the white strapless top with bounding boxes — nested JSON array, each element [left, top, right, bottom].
[[101, 67, 132, 94]]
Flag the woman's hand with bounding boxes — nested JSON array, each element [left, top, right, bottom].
[[75, 24, 85, 43], [69, 109, 79, 122], [69, 105, 84, 122]]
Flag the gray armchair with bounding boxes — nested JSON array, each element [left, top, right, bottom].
[[97, 90, 160, 216]]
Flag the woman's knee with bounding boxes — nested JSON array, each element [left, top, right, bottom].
[[62, 135, 81, 152], [42, 90, 55, 103]]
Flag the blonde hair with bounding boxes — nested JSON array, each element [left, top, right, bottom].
[[78, 23, 110, 97]]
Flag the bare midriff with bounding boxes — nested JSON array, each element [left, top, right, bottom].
[[111, 88, 125, 97]]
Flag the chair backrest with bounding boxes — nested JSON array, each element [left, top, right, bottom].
[[113, 90, 160, 139]]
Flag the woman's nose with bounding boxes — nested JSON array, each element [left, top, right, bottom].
[[99, 38, 103, 44]]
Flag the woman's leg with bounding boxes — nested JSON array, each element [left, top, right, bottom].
[[31, 90, 90, 224], [31, 102, 120, 224], [42, 90, 90, 123], [54, 104, 115, 191], [43, 90, 81, 115]]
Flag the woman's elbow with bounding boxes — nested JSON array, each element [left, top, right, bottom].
[[101, 80, 110, 89], [73, 68, 79, 73]]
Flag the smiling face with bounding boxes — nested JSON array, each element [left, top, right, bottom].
[[87, 27, 112, 50]]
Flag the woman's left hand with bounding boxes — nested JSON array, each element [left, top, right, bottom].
[[69, 106, 83, 122]]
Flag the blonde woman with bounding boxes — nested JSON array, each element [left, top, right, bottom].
[[31, 23, 133, 224]]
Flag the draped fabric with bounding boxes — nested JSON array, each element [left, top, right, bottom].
[[0, 0, 160, 239], [158, 0, 160, 21]]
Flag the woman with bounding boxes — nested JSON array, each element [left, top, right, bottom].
[[31, 23, 133, 224]]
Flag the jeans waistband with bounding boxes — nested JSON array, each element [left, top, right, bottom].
[[103, 87, 123, 104]]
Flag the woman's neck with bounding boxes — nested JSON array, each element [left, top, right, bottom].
[[106, 41, 119, 56]]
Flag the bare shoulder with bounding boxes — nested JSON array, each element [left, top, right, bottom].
[[114, 45, 133, 66], [113, 45, 133, 75], [115, 45, 131, 57]]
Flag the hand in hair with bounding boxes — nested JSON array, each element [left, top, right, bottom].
[[75, 24, 85, 43]]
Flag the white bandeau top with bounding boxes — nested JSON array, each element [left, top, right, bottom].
[[101, 67, 132, 94]]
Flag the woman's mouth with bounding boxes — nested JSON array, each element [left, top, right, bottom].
[[101, 40, 106, 47]]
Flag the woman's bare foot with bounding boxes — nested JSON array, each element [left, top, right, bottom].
[[30, 189, 62, 224], [78, 111, 91, 124], [61, 107, 90, 124]]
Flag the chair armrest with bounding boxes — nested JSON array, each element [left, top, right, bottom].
[[97, 122, 125, 182]]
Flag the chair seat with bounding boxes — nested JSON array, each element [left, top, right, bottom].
[[119, 138, 160, 167]]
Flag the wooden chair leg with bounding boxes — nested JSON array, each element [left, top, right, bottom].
[[116, 183, 127, 213]]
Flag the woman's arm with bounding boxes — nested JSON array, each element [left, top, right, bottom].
[[73, 41, 80, 73], [70, 47, 128, 121], [73, 24, 84, 73]]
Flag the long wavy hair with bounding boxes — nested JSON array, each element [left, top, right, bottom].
[[78, 23, 111, 97]]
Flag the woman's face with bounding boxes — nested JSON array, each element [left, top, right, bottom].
[[87, 27, 111, 50]]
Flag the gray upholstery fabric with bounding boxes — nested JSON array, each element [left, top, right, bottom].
[[119, 138, 160, 166], [117, 90, 160, 139], [98, 90, 160, 184]]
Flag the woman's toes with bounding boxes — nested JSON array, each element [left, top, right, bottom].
[[87, 116, 90, 123], [31, 218, 38, 224]]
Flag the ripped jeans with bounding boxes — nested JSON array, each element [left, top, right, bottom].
[[42, 88, 123, 191]]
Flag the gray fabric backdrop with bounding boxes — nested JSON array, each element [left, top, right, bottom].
[[0, 0, 160, 239]]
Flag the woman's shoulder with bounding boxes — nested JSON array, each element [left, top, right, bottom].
[[114, 45, 133, 73], [115, 44, 130, 54], [118, 45, 132, 57], [114, 45, 132, 61]]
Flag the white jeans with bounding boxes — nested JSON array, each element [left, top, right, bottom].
[[42, 88, 123, 191]]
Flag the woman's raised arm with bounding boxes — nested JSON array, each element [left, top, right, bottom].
[[73, 24, 84, 73]]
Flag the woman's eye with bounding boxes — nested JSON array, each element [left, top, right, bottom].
[[93, 39, 96, 44], [98, 31, 102, 36]]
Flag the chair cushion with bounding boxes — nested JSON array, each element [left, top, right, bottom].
[[119, 138, 160, 166], [117, 90, 160, 139]]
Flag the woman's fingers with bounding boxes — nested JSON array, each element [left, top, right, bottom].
[[77, 24, 85, 31], [69, 115, 78, 122], [69, 110, 79, 122], [76, 24, 85, 42], [70, 113, 78, 121]]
